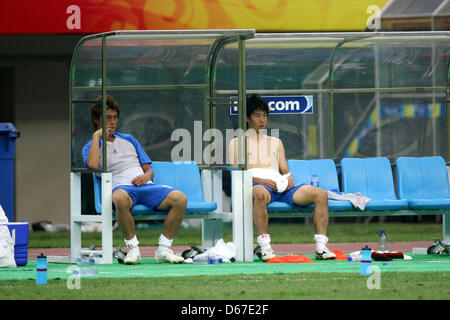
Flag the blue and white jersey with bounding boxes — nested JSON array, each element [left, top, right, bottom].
[[82, 133, 152, 189]]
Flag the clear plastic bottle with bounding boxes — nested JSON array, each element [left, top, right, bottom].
[[347, 251, 362, 262], [208, 256, 223, 264], [378, 230, 387, 251], [311, 174, 319, 187], [74, 267, 99, 277], [193, 257, 209, 264], [76, 256, 95, 265], [193, 256, 223, 264]]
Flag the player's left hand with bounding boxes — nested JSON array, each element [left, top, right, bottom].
[[131, 174, 150, 186]]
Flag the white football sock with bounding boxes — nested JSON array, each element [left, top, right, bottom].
[[157, 234, 173, 252], [124, 235, 139, 249], [314, 234, 328, 252], [257, 234, 272, 251]]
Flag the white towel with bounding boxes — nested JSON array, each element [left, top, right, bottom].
[[0, 204, 16, 268], [327, 190, 371, 210], [0, 204, 7, 225], [248, 168, 291, 193], [193, 239, 237, 262]]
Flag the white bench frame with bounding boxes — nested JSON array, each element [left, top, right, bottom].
[[48, 170, 232, 264]]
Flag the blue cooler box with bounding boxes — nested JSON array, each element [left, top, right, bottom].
[[7, 220, 29, 266]]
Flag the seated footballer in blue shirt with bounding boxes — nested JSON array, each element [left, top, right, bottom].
[[82, 96, 186, 265]]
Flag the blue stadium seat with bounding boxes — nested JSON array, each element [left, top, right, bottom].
[[267, 159, 353, 212], [93, 161, 217, 215], [341, 157, 408, 211], [396, 156, 450, 209]]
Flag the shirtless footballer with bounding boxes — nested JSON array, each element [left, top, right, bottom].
[[228, 94, 336, 261]]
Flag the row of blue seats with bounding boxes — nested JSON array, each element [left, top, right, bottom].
[[268, 156, 450, 213], [93, 156, 450, 216]]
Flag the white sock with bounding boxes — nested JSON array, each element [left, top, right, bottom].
[[124, 235, 139, 249], [157, 234, 173, 252], [257, 234, 272, 251], [314, 234, 328, 252]]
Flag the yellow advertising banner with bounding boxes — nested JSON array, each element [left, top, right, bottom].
[[1, 0, 389, 34], [142, 0, 390, 31]]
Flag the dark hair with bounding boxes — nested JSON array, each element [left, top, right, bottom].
[[90, 95, 120, 130], [246, 94, 269, 119]]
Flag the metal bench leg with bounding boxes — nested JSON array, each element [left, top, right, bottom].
[[70, 172, 82, 262], [232, 170, 253, 262], [200, 169, 225, 249], [100, 172, 113, 264], [443, 212, 450, 244], [242, 171, 253, 262], [232, 170, 244, 261], [202, 219, 223, 249]]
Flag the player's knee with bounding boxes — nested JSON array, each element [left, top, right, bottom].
[[112, 191, 131, 210], [253, 187, 268, 204], [169, 190, 188, 209], [314, 188, 328, 204]]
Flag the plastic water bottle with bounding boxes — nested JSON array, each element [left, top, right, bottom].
[[76, 256, 95, 265], [193, 257, 209, 264], [36, 253, 47, 285], [378, 230, 387, 251], [208, 256, 223, 264], [347, 251, 362, 262], [311, 174, 319, 187], [193, 256, 223, 264], [74, 255, 98, 276], [360, 246, 372, 276], [74, 267, 99, 277]]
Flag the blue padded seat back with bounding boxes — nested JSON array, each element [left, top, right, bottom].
[[396, 156, 450, 199], [151, 161, 205, 203], [288, 159, 340, 191], [341, 157, 397, 200]]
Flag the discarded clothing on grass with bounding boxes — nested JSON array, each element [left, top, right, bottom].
[[347, 250, 410, 262], [266, 255, 313, 263], [327, 189, 371, 210], [372, 251, 405, 261], [248, 168, 291, 193]]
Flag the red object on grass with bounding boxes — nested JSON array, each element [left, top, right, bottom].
[[332, 249, 348, 260], [266, 255, 314, 263]]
